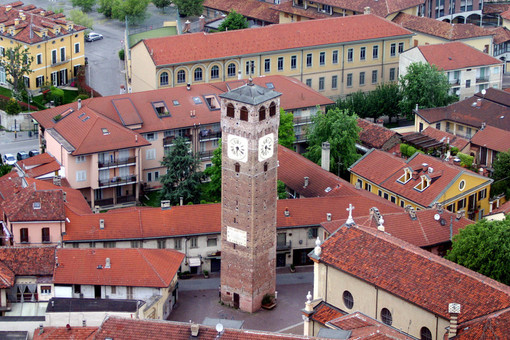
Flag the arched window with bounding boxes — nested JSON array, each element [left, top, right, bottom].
[[240, 107, 248, 121], [228, 63, 236, 77], [259, 106, 266, 121], [160, 71, 169, 86], [226, 103, 235, 118], [381, 308, 392, 326], [269, 102, 277, 116], [420, 327, 432, 340], [235, 163, 240, 173], [343, 291, 354, 309], [211, 65, 219, 79], [177, 70, 186, 84], [194, 67, 203, 81]]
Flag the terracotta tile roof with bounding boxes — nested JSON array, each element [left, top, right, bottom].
[[33, 326, 97, 340], [322, 208, 473, 248], [357, 119, 400, 149], [0, 261, 15, 289], [501, 9, 510, 21], [53, 248, 184, 288], [416, 42, 501, 71], [470, 125, 510, 152], [96, 316, 320, 339], [483, 3, 510, 15], [491, 200, 510, 215], [392, 13, 493, 40], [310, 301, 346, 325], [416, 89, 510, 132], [456, 307, 510, 339], [317, 224, 510, 323], [203, 0, 279, 23], [142, 14, 413, 66], [485, 26, 510, 45], [0, 245, 56, 276], [17, 152, 54, 168], [270, 2, 332, 19], [0, 2, 86, 45], [421, 126, 469, 151]]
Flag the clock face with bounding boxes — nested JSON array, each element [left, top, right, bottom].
[[258, 133, 274, 162], [227, 134, 248, 163]]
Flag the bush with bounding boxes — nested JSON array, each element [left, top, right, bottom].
[[50, 87, 65, 106], [400, 143, 408, 156], [74, 94, 89, 102], [457, 152, 474, 168], [407, 146, 417, 157], [262, 293, 274, 305], [5, 98, 21, 115], [451, 147, 459, 156], [118, 49, 125, 61]]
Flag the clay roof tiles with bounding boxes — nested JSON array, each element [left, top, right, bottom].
[[470, 125, 510, 152], [357, 119, 400, 149], [485, 26, 510, 45], [310, 301, 347, 325], [456, 307, 510, 339], [203, 0, 279, 23], [421, 126, 469, 151], [0, 262, 15, 289], [32, 326, 97, 340], [0, 246, 56, 276]]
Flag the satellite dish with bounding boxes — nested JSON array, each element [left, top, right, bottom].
[[440, 218, 446, 226], [482, 89, 487, 96], [216, 323, 224, 333], [434, 214, 440, 221]]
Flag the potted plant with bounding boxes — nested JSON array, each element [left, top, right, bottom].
[[289, 264, 296, 273], [261, 293, 276, 310], [203, 270, 209, 279]]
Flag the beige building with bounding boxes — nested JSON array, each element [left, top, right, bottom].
[[128, 14, 413, 99]]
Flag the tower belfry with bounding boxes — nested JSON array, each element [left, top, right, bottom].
[[219, 80, 281, 312]]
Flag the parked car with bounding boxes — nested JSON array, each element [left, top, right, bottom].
[[17, 151, 29, 161], [29, 150, 40, 157], [85, 32, 103, 42], [3, 154, 16, 165]]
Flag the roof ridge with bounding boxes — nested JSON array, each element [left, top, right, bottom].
[[138, 249, 168, 287]]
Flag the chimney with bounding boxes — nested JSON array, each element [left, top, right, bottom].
[[135, 135, 138, 143], [428, 167, 433, 174], [105, 257, 111, 268], [448, 303, 461, 338], [82, 320, 86, 327], [99, 219, 105, 229], [364, 6, 371, 14], [6, 5, 12, 12], [53, 175, 61, 186], [19, 13, 26, 21], [183, 20, 191, 33], [39, 324, 44, 335], [377, 217, 385, 232], [199, 15, 205, 31], [456, 210, 464, 220], [326, 213, 331, 221], [161, 200, 171, 209], [190, 323, 200, 336], [406, 206, 417, 220], [481, 122, 486, 130], [40, 10, 45, 16], [476, 98, 482, 108], [180, 197, 184, 206], [14, 18, 19, 26], [435, 202, 443, 214], [94, 205, 100, 214], [415, 104, 419, 112], [422, 163, 428, 172], [321, 142, 330, 172], [284, 207, 290, 217], [186, 83, 191, 91], [78, 98, 82, 110], [313, 237, 322, 257], [412, 170, 419, 180], [303, 177, 309, 188]]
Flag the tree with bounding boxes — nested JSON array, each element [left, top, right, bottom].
[[0, 45, 33, 100], [0, 165, 12, 177], [305, 107, 361, 176], [217, 10, 249, 31], [69, 9, 94, 29], [5, 98, 21, 116], [153, 0, 172, 12], [446, 216, 510, 285], [203, 139, 222, 202], [370, 82, 402, 123], [279, 108, 295, 149], [173, 0, 204, 17], [399, 62, 457, 119], [491, 150, 510, 198], [71, 0, 96, 12], [277, 180, 287, 199], [97, 0, 113, 18], [111, 0, 151, 23], [160, 137, 204, 205]]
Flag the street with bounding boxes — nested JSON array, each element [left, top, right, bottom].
[[0, 131, 39, 159]]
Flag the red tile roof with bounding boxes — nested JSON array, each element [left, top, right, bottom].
[[53, 248, 184, 288], [392, 13, 493, 40], [310, 301, 346, 325], [501, 9, 510, 21], [327, 312, 415, 339], [17, 153, 61, 179], [141, 14, 412, 66], [470, 125, 510, 153], [456, 307, 510, 339], [270, 2, 332, 19], [0, 262, 15, 289], [485, 26, 510, 45], [421, 126, 469, 151], [317, 224, 510, 323], [357, 119, 400, 150], [95, 316, 319, 339], [0, 246, 56, 276], [203, 0, 279, 23], [33, 326, 97, 340], [491, 200, 510, 215]]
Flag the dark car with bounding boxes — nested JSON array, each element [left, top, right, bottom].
[[17, 151, 29, 161], [29, 149, 40, 157], [85, 32, 103, 42]]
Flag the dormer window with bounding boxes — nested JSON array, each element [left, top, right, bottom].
[[203, 95, 220, 110], [414, 175, 431, 192], [397, 168, 412, 184], [152, 101, 170, 117]]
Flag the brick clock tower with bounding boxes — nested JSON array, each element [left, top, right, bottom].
[[219, 80, 281, 313]]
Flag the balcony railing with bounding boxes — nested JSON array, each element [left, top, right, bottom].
[[95, 198, 114, 207], [277, 240, 292, 251], [163, 135, 191, 146], [199, 131, 221, 141], [98, 157, 136, 168], [476, 77, 489, 83], [51, 56, 70, 67], [98, 175, 137, 188], [199, 150, 215, 160], [117, 195, 136, 204], [295, 134, 308, 142], [293, 117, 312, 125], [449, 79, 460, 85]]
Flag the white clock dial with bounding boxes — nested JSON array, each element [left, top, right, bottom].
[[227, 134, 248, 163], [258, 133, 274, 162]]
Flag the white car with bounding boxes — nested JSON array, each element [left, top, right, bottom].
[[85, 32, 104, 42], [3, 153, 16, 165]]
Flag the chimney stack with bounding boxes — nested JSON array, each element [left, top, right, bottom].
[[284, 207, 290, 217], [78, 98, 82, 110], [183, 20, 191, 33], [476, 98, 482, 108], [303, 176, 309, 188], [186, 83, 191, 91], [422, 163, 428, 172], [364, 6, 371, 14], [199, 15, 205, 32], [321, 142, 330, 172], [190, 323, 200, 336], [161, 200, 171, 209], [448, 303, 461, 338], [326, 213, 331, 221]]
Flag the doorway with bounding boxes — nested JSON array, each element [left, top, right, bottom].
[[233, 293, 240, 309], [94, 285, 101, 299]]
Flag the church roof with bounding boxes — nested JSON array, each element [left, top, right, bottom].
[[219, 80, 281, 105]]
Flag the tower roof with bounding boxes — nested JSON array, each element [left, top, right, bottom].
[[219, 79, 281, 105]]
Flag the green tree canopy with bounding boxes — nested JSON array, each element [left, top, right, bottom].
[[279, 108, 295, 149], [111, 0, 150, 23], [203, 139, 222, 202], [160, 137, 204, 205], [217, 10, 249, 31], [71, 0, 96, 12], [174, 0, 204, 17], [491, 150, 510, 198], [399, 62, 457, 119], [446, 216, 510, 285], [97, 0, 113, 18], [0, 45, 33, 100], [69, 9, 94, 29], [305, 107, 361, 177], [0, 164, 12, 177], [153, 0, 172, 11]]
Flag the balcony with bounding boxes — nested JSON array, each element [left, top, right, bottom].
[[449, 79, 460, 85], [98, 175, 137, 188], [277, 240, 292, 251], [95, 198, 114, 207], [98, 157, 136, 169], [199, 150, 214, 160], [476, 77, 489, 83], [293, 117, 312, 126], [163, 135, 191, 146], [117, 194, 136, 204], [199, 131, 221, 142], [295, 134, 308, 142], [51, 56, 70, 67]]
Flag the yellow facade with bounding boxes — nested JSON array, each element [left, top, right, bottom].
[[410, 32, 493, 54]]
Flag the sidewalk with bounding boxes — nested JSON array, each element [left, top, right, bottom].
[[0, 130, 38, 144]]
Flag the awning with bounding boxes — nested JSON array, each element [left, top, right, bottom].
[[189, 258, 201, 267]]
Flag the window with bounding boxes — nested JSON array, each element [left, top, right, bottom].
[[478, 188, 487, 200], [0, 47, 3, 56], [157, 239, 166, 249], [360, 47, 366, 60], [389, 68, 396, 81], [291, 55, 297, 69], [347, 73, 353, 87], [76, 170, 86, 182], [332, 50, 338, 64], [372, 70, 377, 84], [347, 48, 353, 62], [269, 102, 276, 116], [41, 286, 51, 294], [126, 286, 133, 299], [306, 53, 312, 67], [245, 60, 254, 75], [227, 63, 236, 77], [145, 132, 157, 141], [60, 47, 66, 62], [146, 149, 156, 160], [194, 67, 203, 81], [381, 308, 392, 325], [466, 79, 471, 88], [332, 75, 338, 89], [378, 190, 382, 197], [160, 71, 169, 86], [111, 286, 116, 294], [104, 241, 116, 248], [36, 75, 44, 88], [398, 42, 404, 53], [319, 77, 325, 91], [343, 291, 354, 309], [457, 198, 466, 210], [207, 238, 217, 247], [259, 106, 266, 121], [390, 196, 396, 203], [364, 182, 371, 191], [147, 172, 152, 182], [190, 237, 198, 248], [210, 65, 219, 79], [154, 171, 160, 181], [42, 228, 50, 243], [400, 200, 405, 208], [20, 228, 29, 243], [306, 79, 312, 87], [319, 52, 325, 65], [235, 163, 241, 172], [240, 107, 248, 121], [36, 53, 42, 64], [24, 76, 30, 89], [74, 285, 81, 294], [390, 43, 396, 57], [51, 49, 57, 64], [177, 70, 186, 84], [74, 42, 80, 53], [226, 103, 235, 118], [359, 72, 365, 86], [372, 45, 379, 59], [459, 180, 466, 191], [265, 58, 271, 73], [131, 240, 140, 248], [174, 238, 182, 250], [383, 193, 389, 200], [420, 327, 432, 340], [277, 57, 284, 71]]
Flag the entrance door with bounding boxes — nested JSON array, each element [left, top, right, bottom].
[[59, 69, 67, 85], [233, 293, 240, 309], [94, 285, 101, 299], [276, 253, 286, 267], [210, 259, 221, 272]]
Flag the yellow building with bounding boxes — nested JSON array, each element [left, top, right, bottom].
[[348, 149, 493, 220], [0, 2, 86, 92], [129, 14, 414, 99]]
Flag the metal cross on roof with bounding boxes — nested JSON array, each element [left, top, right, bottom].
[[346, 203, 355, 226]]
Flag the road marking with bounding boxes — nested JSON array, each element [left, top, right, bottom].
[[276, 322, 303, 333]]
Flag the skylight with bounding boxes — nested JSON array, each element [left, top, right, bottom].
[[266, 82, 275, 89], [33, 202, 41, 209], [102, 128, 110, 135], [152, 101, 170, 117], [173, 100, 180, 106], [192, 97, 203, 105]]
